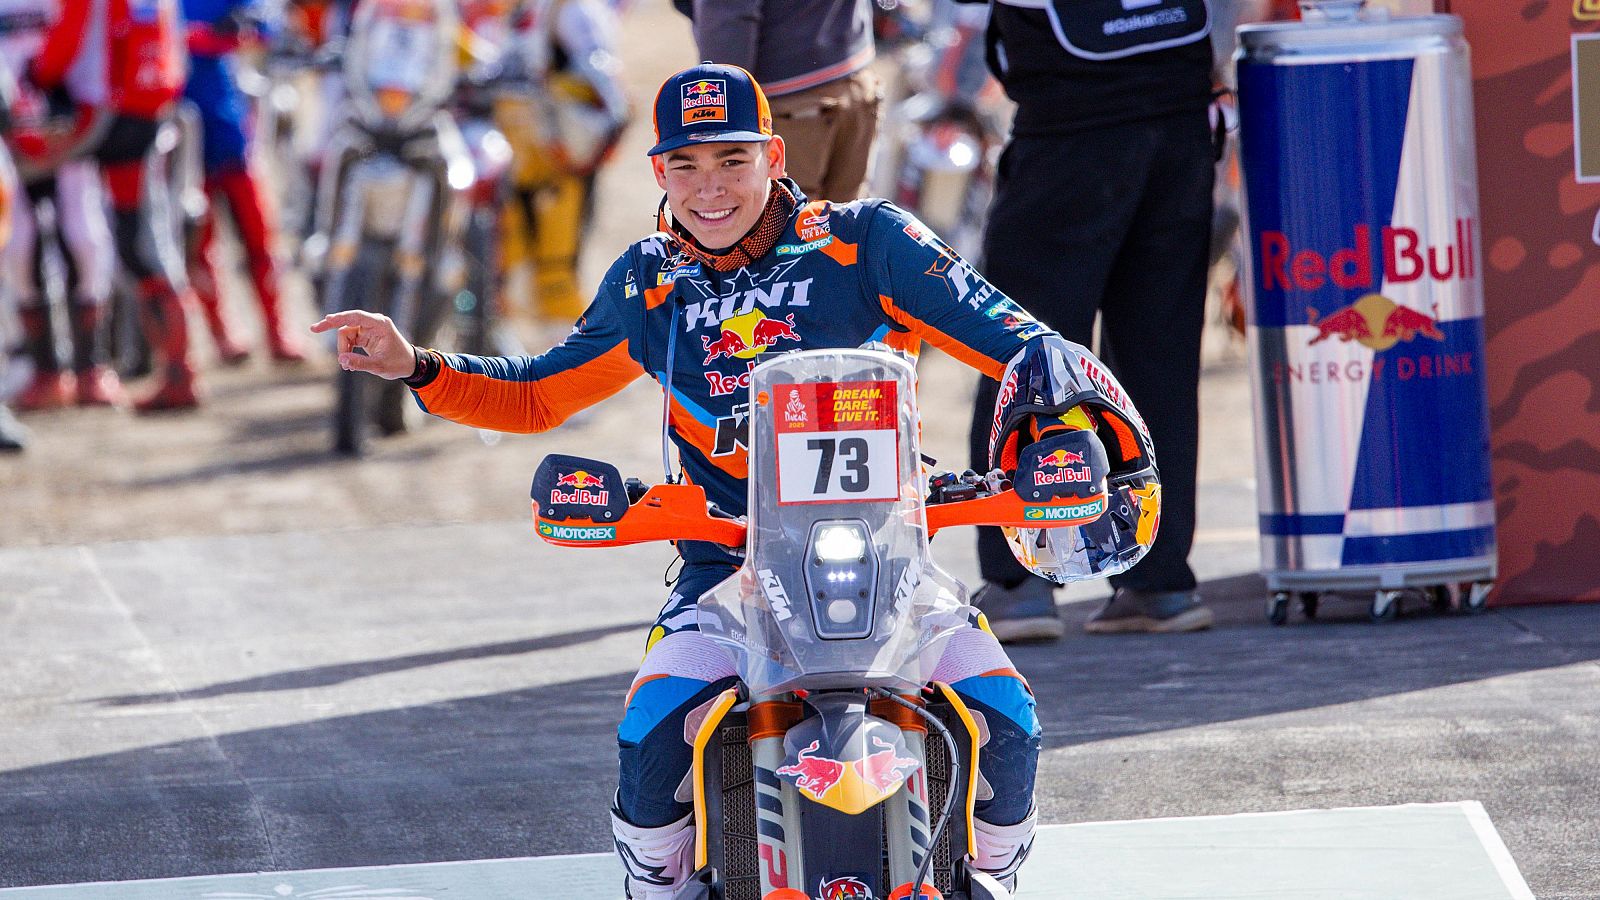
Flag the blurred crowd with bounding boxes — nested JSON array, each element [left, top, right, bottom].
[[0, 0, 1330, 454]]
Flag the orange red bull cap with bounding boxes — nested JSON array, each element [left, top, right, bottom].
[[650, 62, 773, 156]]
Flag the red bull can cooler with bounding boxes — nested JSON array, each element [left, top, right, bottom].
[[1237, 4, 1496, 613]]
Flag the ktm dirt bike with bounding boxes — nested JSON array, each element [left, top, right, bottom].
[[533, 347, 1119, 900]]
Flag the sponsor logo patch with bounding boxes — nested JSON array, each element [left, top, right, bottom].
[[680, 78, 728, 125], [1023, 498, 1107, 520], [537, 522, 618, 541], [776, 236, 834, 256]]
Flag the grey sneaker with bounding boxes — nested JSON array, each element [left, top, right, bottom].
[[1083, 588, 1214, 634], [973, 579, 1064, 643]]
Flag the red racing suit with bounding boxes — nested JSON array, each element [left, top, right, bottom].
[[31, 0, 185, 118]]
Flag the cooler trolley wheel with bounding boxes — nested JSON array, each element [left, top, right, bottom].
[[1370, 590, 1402, 623], [1268, 592, 1290, 626]]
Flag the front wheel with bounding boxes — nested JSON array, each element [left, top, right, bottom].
[[328, 240, 389, 456]]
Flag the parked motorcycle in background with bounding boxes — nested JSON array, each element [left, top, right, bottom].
[[306, 0, 471, 455], [452, 0, 518, 357], [873, 0, 1006, 262]]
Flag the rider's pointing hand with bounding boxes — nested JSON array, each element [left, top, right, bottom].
[[310, 311, 418, 380]]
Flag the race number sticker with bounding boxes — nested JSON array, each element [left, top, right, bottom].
[[774, 381, 900, 504]]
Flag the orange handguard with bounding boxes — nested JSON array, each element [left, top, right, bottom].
[[533, 482, 747, 548]]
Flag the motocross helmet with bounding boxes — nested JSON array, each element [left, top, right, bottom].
[[989, 335, 1162, 583]]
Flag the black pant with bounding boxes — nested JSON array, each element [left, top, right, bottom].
[[969, 109, 1214, 594]]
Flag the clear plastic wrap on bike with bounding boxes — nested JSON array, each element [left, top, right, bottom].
[[697, 349, 973, 697]]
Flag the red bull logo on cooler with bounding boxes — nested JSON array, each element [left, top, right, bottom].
[[776, 740, 846, 799], [1259, 221, 1477, 293], [1306, 293, 1445, 351], [680, 79, 727, 125], [819, 875, 873, 900], [702, 310, 801, 365]]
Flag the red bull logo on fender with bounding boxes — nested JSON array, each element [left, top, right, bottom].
[[1259, 221, 1476, 294], [856, 736, 920, 793], [702, 310, 802, 365], [776, 740, 846, 799], [819, 875, 873, 900], [680, 79, 727, 125]]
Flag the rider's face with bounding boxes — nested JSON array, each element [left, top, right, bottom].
[[652, 137, 786, 250]]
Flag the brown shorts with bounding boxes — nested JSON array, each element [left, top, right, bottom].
[[768, 68, 883, 203]]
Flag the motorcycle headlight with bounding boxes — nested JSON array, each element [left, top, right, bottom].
[[803, 520, 878, 640]]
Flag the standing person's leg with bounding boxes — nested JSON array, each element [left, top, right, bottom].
[[56, 161, 128, 405], [816, 69, 882, 203], [11, 178, 74, 410], [966, 129, 1145, 640], [1086, 109, 1215, 633], [97, 115, 201, 412], [185, 81, 250, 363], [768, 80, 845, 202]]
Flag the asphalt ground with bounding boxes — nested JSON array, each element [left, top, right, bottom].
[[3, 3, 1598, 897]]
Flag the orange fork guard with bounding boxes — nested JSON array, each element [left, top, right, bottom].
[[533, 482, 747, 548]]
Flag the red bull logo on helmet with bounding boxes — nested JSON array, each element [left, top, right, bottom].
[[819, 875, 873, 900], [702, 310, 802, 365], [680, 79, 728, 125], [776, 740, 847, 800]]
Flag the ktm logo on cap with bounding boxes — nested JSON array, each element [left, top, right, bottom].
[[681, 78, 728, 125]]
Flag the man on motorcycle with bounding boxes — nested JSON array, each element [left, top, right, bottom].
[[313, 63, 1154, 898], [27, 0, 204, 410]]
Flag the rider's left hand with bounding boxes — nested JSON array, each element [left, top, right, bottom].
[[310, 311, 418, 380]]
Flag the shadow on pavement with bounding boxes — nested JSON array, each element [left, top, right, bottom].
[[90, 621, 649, 707]]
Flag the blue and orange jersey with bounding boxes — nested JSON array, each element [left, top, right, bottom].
[[413, 183, 1052, 520]]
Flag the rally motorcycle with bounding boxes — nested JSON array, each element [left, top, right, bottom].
[[307, 0, 471, 455], [533, 348, 1145, 900]]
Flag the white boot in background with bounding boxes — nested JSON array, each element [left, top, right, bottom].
[[972, 807, 1037, 892], [611, 805, 695, 900]]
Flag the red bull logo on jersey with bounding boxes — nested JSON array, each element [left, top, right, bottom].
[[1259, 221, 1477, 294], [702, 310, 802, 364], [819, 875, 873, 900], [1306, 293, 1445, 351], [776, 740, 847, 799], [856, 736, 920, 793]]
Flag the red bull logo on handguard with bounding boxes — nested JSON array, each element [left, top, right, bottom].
[[776, 740, 846, 799], [702, 310, 801, 364], [1034, 449, 1092, 486], [819, 875, 873, 900], [552, 470, 608, 505]]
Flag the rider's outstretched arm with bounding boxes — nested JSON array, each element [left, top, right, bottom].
[[311, 257, 645, 433]]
